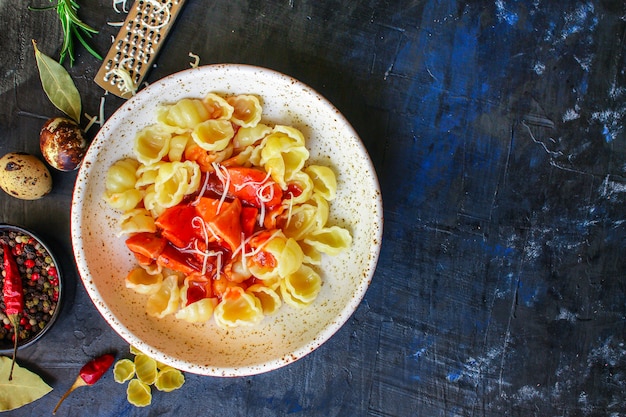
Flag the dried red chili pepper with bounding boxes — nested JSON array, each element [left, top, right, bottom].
[[53, 353, 115, 414], [2, 242, 24, 381]]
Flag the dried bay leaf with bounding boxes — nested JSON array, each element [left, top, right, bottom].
[[32, 40, 82, 123], [0, 356, 53, 412]]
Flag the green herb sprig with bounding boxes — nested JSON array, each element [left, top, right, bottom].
[[30, 0, 102, 66]]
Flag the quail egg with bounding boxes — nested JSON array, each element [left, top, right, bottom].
[[0, 152, 53, 200]]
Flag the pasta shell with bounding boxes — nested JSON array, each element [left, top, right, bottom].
[[214, 287, 264, 328], [146, 275, 181, 318]]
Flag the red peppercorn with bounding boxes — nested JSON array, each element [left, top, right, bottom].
[[48, 267, 58, 277], [31, 272, 40, 281], [19, 317, 27, 325], [24, 259, 35, 268]]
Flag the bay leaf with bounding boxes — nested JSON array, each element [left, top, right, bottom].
[[32, 40, 82, 123], [0, 356, 53, 412]]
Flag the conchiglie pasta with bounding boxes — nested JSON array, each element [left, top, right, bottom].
[[126, 379, 152, 407], [134, 124, 172, 165], [272, 125, 305, 146], [157, 98, 209, 129], [280, 204, 318, 241], [247, 284, 282, 315], [260, 132, 309, 188], [126, 267, 163, 295], [214, 287, 263, 328], [105, 158, 139, 194], [146, 275, 181, 318], [227, 94, 262, 127], [143, 184, 167, 217], [202, 93, 234, 120], [247, 232, 303, 280], [281, 264, 322, 306], [233, 123, 272, 149], [135, 162, 164, 187], [175, 297, 218, 323], [119, 208, 156, 236], [298, 241, 322, 265], [153, 161, 201, 208], [105, 188, 143, 212], [230, 144, 264, 167], [303, 225, 352, 256], [104, 158, 142, 211], [284, 171, 314, 205], [191, 119, 234, 151], [168, 133, 190, 162], [154, 368, 185, 392], [304, 165, 337, 201], [307, 193, 330, 230], [134, 354, 158, 385], [276, 237, 304, 278]]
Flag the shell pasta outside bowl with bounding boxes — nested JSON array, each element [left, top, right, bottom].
[[71, 64, 383, 376]]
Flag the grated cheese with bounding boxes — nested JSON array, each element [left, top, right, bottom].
[[188, 52, 200, 68], [285, 192, 294, 228], [212, 163, 231, 214], [105, 58, 137, 96], [232, 229, 283, 259], [184, 216, 224, 275], [143, 0, 172, 29], [113, 0, 129, 13], [191, 172, 211, 206], [83, 97, 107, 133]]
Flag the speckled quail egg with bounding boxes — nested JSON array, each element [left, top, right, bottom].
[[0, 152, 53, 200], [40, 117, 88, 171]]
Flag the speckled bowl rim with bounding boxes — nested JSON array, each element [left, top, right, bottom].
[[71, 64, 383, 376], [0, 223, 63, 353]]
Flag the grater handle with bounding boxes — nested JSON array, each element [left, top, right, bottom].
[[94, 0, 187, 98]]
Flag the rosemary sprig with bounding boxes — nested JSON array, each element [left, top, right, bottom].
[[30, 0, 102, 66]]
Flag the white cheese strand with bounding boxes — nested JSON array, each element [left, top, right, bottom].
[[212, 162, 231, 214]]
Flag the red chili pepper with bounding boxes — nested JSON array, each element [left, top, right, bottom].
[[2, 242, 24, 381], [53, 353, 115, 415]]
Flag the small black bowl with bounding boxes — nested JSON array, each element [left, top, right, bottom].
[[0, 224, 63, 352]]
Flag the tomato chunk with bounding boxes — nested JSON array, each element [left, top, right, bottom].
[[157, 244, 201, 275], [156, 204, 201, 248], [126, 233, 167, 260], [208, 198, 243, 252], [225, 166, 283, 208], [241, 206, 258, 237]]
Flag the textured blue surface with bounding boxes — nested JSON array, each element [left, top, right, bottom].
[[1, 0, 626, 416]]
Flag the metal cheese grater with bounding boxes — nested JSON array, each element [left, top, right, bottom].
[[94, 0, 187, 98]]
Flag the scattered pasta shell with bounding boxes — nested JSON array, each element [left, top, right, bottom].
[[134, 354, 158, 385], [113, 359, 136, 383], [126, 379, 152, 407], [154, 368, 185, 392]]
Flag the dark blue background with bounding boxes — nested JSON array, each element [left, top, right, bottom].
[[1, 1, 625, 416]]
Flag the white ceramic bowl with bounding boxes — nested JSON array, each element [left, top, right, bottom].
[[71, 64, 383, 376]]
